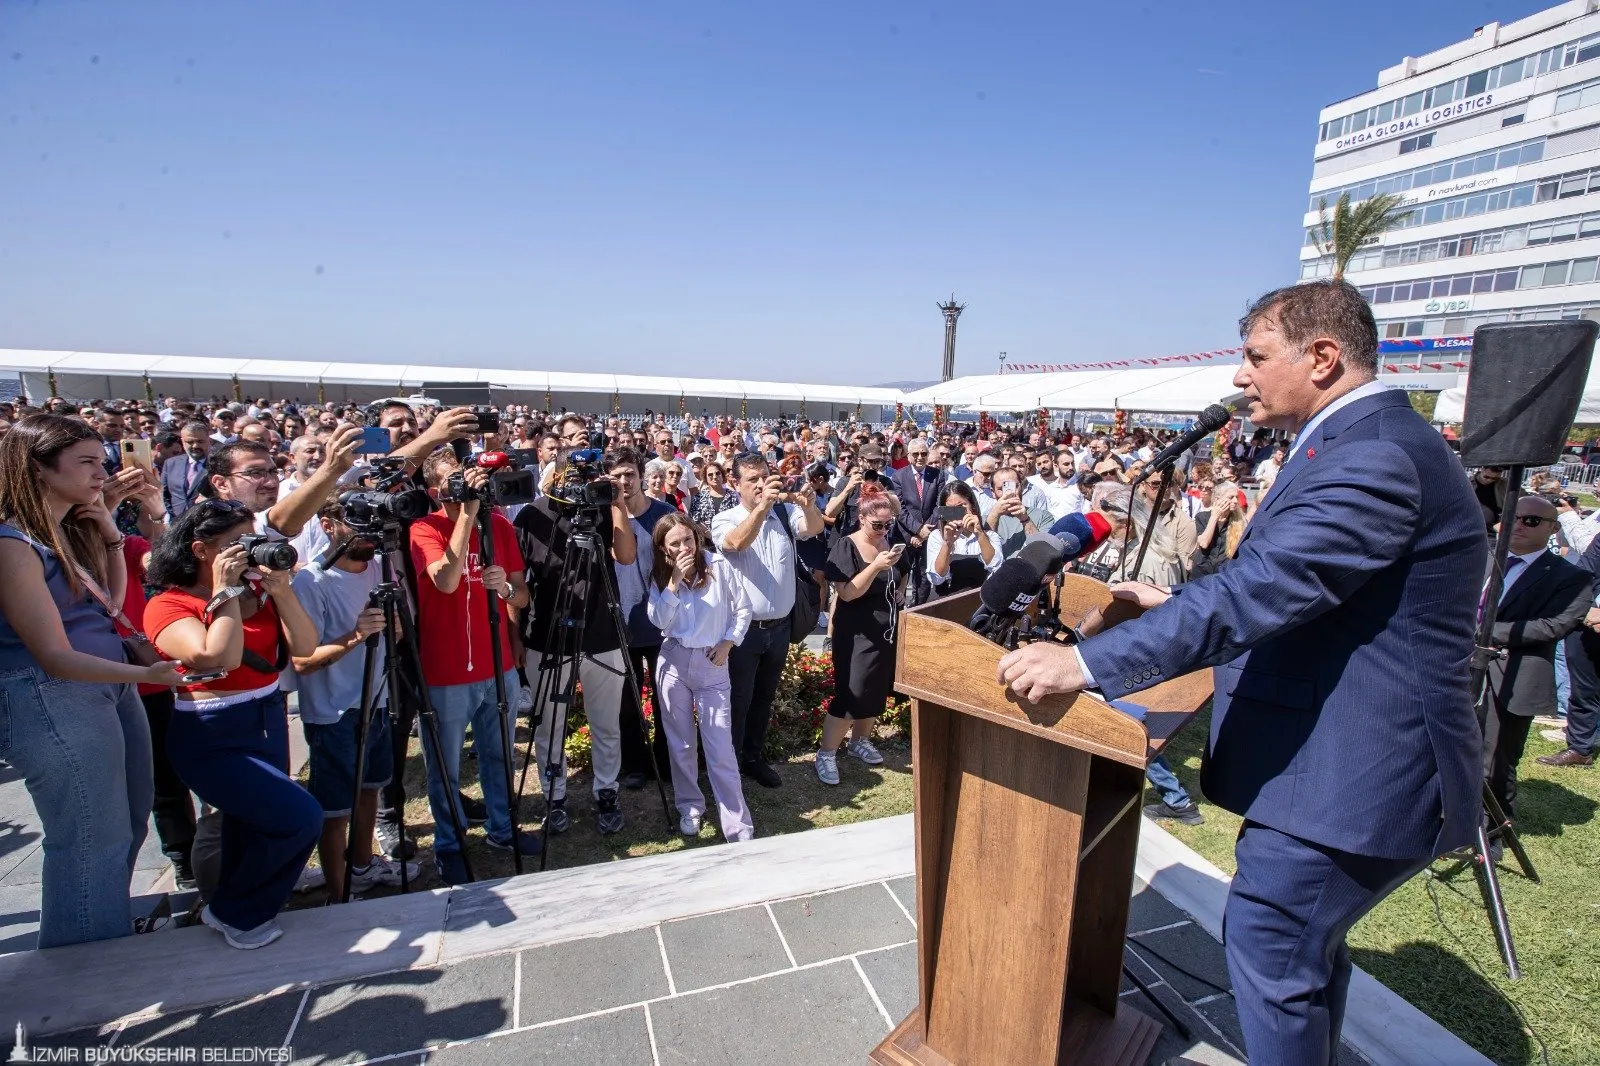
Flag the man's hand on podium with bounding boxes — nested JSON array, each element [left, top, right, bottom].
[[998, 642, 1088, 703]]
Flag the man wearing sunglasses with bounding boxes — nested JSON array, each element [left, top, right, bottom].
[[1480, 496, 1591, 829]]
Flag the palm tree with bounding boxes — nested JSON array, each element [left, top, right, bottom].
[[1312, 191, 1408, 280]]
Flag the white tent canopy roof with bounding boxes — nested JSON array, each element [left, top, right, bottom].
[[906, 363, 1243, 414], [0, 349, 903, 408], [1434, 358, 1600, 425]]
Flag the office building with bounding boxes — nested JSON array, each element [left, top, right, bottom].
[[1303, 0, 1600, 370]]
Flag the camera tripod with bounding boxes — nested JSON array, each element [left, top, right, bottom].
[[334, 528, 475, 902], [514, 502, 673, 868], [1441, 463, 1540, 980], [469, 494, 531, 874]]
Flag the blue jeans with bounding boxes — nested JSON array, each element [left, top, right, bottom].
[[423, 672, 517, 854], [166, 692, 321, 931], [1555, 637, 1571, 719], [1145, 753, 1192, 809], [0, 667, 153, 948]]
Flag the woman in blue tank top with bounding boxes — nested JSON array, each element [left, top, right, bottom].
[[0, 415, 181, 948]]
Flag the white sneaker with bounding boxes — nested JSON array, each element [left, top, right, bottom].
[[200, 906, 283, 950], [294, 864, 326, 893], [349, 856, 420, 890], [815, 749, 840, 785], [679, 813, 703, 837], [846, 738, 884, 766]]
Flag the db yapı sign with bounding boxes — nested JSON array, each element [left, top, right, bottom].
[[1333, 92, 1500, 151]]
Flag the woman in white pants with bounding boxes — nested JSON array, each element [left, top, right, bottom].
[[646, 513, 755, 841]]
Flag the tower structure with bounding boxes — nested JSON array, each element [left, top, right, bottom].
[[938, 295, 966, 381]]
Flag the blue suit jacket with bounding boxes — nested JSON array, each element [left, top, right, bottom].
[[1079, 389, 1485, 859]]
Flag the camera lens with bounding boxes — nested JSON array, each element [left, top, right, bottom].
[[243, 536, 298, 571]]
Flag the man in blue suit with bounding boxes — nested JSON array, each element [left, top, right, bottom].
[[999, 280, 1485, 1065]]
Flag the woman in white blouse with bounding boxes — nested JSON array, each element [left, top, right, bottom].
[[925, 481, 1001, 595], [646, 513, 755, 842]]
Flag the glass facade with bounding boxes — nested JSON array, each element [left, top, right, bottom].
[[1352, 253, 1600, 305], [1307, 138, 1543, 213], [1300, 205, 1600, 277], [1318, 32, 1600, 144], [1377, 299, 1600, 338]]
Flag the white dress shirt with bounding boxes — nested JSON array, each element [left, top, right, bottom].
[[711, 502, 802, 621], [925, 527, 1002, 583], [1286, 380, 1392, 463], [1557, 508, 1600, 554], [647, 553, 753, 648]]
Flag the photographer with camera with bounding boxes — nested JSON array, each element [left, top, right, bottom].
[[202, 432, 363, 564], [712, 453, 824, 788], [0, 415, 184, 948], [409, 448, 537, 884], [290, 500, 421, 899], [606, 449, 681, 790], [144, 499, 322, 950], [515, 446, 639, 834]]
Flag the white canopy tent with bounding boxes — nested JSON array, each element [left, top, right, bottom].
[[0, 349, 901, 421], [905, 363, 1243, 415], [1434, 360, 1600, 424]]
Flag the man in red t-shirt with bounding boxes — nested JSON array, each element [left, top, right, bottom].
[[409, 449, 537, 883]]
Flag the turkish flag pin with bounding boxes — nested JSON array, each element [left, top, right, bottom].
[[1306, 448, 1316, 459]]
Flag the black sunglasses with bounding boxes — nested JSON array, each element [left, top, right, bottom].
[[1516, 515, 1554, 528]]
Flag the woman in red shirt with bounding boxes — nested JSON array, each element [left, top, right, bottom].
[[146, 499, 320, 950]]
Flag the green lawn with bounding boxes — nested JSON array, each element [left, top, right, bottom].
[[1159, 710, 1600, 1066]]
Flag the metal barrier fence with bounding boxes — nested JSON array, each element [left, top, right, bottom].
[[1559, 462, 1600, 485]]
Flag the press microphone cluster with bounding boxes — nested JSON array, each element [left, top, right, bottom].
[[967, 534, 1085, 647]]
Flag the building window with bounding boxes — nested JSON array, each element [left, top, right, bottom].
[[1398, 132, 1434, 154], [1319, 34, 1600, 144], [1309, 138, 1542, 212], [1503, 113, 1525, 127]]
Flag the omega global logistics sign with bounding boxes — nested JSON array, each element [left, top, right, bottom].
[[1331, 90, 1515, 152]]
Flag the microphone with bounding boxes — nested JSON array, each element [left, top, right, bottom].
[[476, 450, 512, 470], [967, 550, 1051, 644], [1017, 533, 1074, 575], [1046, 511, 1111, 559], [1132, 404, 1231, 485]]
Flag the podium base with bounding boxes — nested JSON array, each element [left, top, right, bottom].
[[868, 1002, 1163, 1066]]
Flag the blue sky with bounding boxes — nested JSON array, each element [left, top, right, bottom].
[[0, 0, 1551, 383]]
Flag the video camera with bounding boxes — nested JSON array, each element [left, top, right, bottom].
[[442, 447, 540, 508], [547, 431, 617, 511], [340, 457, 435, 533]]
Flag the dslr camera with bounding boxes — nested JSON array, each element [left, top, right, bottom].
[[442, 449, 540, 508], [341, 486, 433, 530], [237, 533, 298, 571]]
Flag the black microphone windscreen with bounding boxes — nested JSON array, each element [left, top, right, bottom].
[[979, 554, 1048, 617], [1016, 537, 1063, 576], [1197, 403, 1231, 433]]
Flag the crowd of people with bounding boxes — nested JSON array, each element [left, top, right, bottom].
[[1, 383, 1588, 959]]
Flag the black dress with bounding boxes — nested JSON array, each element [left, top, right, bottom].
[[825, 536, 903, 720]]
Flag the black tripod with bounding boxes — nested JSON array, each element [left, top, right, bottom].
[[1444, 465, 1540, 979], [1125, 459, 1181, 583], [469, 493, 529, 874], [336, 529, 474, 902], [514, 502, 672, 868]]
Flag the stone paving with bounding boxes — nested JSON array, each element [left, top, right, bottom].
[[0, 871, 1382, 1066]]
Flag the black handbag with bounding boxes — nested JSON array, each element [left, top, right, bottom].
[[772, 504, 821, 644]]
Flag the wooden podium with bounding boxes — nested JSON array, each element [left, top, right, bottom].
[[870, 577, 1211, 1066]]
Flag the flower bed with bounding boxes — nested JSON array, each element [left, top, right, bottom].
[[559, 646, 909, 769]]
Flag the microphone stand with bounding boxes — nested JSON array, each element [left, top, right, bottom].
[[1450, 465, 1538, 980], [1122, 460, 1180, 584]]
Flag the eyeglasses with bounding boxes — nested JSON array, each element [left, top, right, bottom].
[[1516, 515, 1555, 528], [865, 519, 893, 531], [229, 467, 278, 482]]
